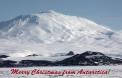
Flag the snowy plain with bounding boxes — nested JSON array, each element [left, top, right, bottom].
[[0, 65, 122, 78]]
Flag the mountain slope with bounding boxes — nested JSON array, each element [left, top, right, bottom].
[[0, 10, 122, 57], [0, 10, 113, 43]]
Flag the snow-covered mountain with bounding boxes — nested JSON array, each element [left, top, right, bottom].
[[0, 10, 112, 42], [0, 10, 122, 57]]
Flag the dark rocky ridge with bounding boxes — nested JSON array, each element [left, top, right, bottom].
[[0, 51, 122, 67], [55, 51, 122, 66], [0, 55, 9, 58]]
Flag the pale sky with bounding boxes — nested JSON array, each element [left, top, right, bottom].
[[0, 0, 122, 30]]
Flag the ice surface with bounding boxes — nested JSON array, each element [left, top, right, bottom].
[[0, 66, 122, 78]]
